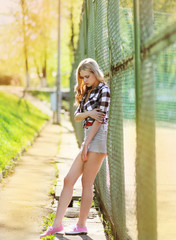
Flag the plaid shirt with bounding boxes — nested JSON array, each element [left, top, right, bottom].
[[74, 82, 110, 127]]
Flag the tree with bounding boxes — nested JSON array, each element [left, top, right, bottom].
[[20, 0, 30, 88], [0, 0, 83, 88]]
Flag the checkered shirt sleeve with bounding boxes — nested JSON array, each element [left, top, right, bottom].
[[98, 86, 110, 116], [74, 103, 82, 115]]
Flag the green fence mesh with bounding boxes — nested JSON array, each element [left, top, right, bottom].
[[69, 0, 176, 239]]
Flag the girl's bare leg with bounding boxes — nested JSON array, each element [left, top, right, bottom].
[[77, 152, 106, 227], [52, 152, 84, 228]]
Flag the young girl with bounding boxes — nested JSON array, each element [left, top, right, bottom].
[[40, 58, 110, 237]]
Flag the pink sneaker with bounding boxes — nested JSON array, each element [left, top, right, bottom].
[[40, 224, 64, 238], [65, 224, 88, 235]]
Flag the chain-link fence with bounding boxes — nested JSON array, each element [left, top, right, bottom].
[[69, 0, 176, 239]]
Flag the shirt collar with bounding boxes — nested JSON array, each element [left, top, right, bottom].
[[82, 82, 104, 103], [91, 82, 104, 92]]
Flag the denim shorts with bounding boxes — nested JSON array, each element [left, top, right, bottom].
[[80, 124, 108, 154]]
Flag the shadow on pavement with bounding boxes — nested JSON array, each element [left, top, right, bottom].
[[55, 233, 94, 240]]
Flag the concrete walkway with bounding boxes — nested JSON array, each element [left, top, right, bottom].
[[52, 113, 106, 240], [0, 120, 61, 240]]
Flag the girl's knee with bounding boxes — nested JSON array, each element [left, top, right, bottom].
[[81, 176, 93, 190], [64, 175, 72, 187], [64, 174, 76, 187]]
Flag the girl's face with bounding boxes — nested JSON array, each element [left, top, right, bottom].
[[80, 70, 99, 89]]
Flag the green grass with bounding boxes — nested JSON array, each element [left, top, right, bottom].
[[30, 91, 50, 102], [0, 91, 49, 171], [49, 178, 57, 196], [41, 212, 56, 240]]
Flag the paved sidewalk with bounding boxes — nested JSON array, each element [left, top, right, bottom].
[[53, 113, 106, 240], [0, 120, 61, 240]]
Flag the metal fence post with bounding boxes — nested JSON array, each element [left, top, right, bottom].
[[107, 0, 127, 239], [134, 0, 157, 239]]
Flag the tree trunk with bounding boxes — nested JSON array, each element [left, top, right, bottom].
[[21, 0, 30, 88]]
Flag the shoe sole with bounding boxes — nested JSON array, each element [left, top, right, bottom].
[[65, 232, 87, 235], [40, 230, 64, 238]]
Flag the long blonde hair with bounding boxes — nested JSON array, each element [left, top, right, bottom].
[[75, 58, 105, 105]]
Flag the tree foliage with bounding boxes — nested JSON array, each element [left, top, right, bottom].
[[0, 0, 83, 88]]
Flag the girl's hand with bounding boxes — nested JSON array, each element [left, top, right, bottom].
[[89, 108, 105, 122], [81, 143, 88, 162]]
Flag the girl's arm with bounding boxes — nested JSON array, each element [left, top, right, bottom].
[[74, 111, 89, 121], [74, 109, 105, 122], [84, 120, 101, 146], [81, 120, 101, 161]]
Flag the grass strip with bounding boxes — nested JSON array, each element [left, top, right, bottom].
[[0, 91, 49, 172]]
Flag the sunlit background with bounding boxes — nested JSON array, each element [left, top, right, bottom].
[[0, 0, 82, 88]]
